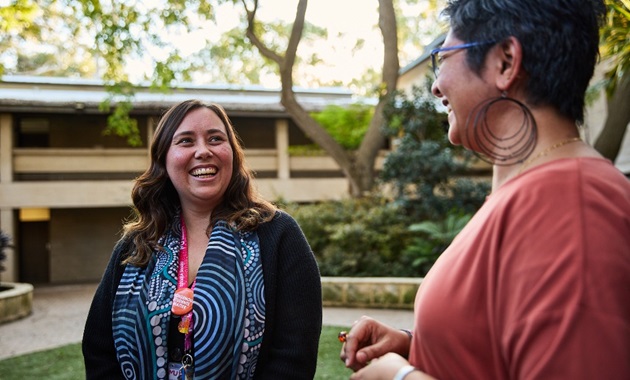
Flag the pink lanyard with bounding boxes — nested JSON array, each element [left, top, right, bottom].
[[177, 217, 195, 354]]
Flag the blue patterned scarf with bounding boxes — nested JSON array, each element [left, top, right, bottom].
[[112, 220, 266, 379]]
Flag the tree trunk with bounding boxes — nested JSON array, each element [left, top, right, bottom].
[[245, 0, 399, 197], [594, 71, 630, 162], [352, 0, 399, 197]]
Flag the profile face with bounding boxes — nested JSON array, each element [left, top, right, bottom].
[[431, 31, 496, 149], [165, 107, 234, 212]]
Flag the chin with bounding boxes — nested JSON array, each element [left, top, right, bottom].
[[447, 125, 462, 146]]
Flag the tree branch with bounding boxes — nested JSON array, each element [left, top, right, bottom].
[[242, 0, 284, 65], [284, 0, 308, 73]]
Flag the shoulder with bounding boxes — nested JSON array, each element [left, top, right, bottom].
[[259, 210, 301, 232], [485, 157, 630, 262], [256, 210, 312, 255], [471, 158, 629, 264], [112, 233, 138, 264], [497, 157, 629, 211]]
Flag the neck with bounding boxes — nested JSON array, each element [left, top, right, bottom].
[[181, 207, 212, 236], [490, 107, 580, 192]]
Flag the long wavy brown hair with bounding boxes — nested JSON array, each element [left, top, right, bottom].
[[122, 99, 276, 266]]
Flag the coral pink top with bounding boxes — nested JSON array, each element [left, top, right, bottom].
[[409, 158, 630, 380]]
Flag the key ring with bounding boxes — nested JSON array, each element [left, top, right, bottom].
[[182, 353, 194, 368]]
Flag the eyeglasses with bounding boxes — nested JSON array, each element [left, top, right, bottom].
[[430, 41, 495, 78]]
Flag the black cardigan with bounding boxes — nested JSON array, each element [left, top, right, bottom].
[[82, 211, 322, 379]]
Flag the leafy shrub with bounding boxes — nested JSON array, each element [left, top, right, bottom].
[[377, 83, 490, 273], [380, 82, 490, 221], [309, 103, 374, 150], [284, 198, 473, 277], [286, 198, 426, 277], [404, 213, 472, 276], [287, 144, 325, 156], [0, 230, 11, 274]]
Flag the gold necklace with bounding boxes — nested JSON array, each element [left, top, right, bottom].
[[518, 137, 581, 174]]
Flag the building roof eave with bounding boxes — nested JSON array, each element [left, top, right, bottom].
[[0, 75, 362, 115], [399, 34, 446, 76]]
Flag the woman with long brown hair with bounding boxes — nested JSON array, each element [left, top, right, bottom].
[[83, 100, 322, 379]]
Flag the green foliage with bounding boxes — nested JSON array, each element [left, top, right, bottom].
[[0, 1, 99, 77], [285, 198, 420, 277], [99, 87, 143, 147], [149, 56, 191, 91], [404, 213, 472, 275], [287, 144, 325, 156], [0, 0, 39, 33], [0, 0, 49, 76], [0, 229, 11, 274], [198, 15, 328, 87], [377, 81, 488, 274], [192, 26, 276, 85], [600, 0, 630, 95], [286, 196, 473, 278], [309, 103, 374, 150], [408, 212, 471, 243], [15, 51, 95, 77], [380, 82, 490, 221], [382, 84, 448, 143]]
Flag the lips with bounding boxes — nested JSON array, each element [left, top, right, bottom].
[[190, 166, 217, 177]]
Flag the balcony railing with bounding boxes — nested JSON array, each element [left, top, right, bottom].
[[3, 148, 386, 206], [13, 148, 358, 175]]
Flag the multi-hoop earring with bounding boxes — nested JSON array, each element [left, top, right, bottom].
[[464, 92, 537, 166]]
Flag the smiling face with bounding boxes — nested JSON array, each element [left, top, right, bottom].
[[431, 31, 497, 148], [165, 107, 234, 213]]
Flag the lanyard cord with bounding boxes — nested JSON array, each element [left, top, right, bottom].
[[177, 216, 195, 354]]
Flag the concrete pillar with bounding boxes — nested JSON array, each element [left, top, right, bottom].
[[0, 113, 17, 282], [275, 119, 290, 180], [0, 114, 12, 184]]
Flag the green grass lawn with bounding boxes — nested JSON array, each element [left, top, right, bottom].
[[0, 325, 353, 379]]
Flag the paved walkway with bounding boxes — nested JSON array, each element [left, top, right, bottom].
[[0, 283, 414, 360]]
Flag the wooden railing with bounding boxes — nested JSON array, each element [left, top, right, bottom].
[[12, 148, 356, 176], [4, 148, 389, 206]]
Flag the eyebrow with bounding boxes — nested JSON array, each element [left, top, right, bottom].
[[172, 128, 227, 139]]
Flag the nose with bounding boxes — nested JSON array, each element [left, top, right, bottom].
[[431, 79, 442, 98], [194, 142, 212, 159]]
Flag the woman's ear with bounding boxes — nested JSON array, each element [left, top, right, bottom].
[[494, 36, 523, 91]]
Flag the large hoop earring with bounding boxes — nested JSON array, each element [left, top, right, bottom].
[[464, 93, 537, 166]]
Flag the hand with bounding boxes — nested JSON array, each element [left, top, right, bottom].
[[340, 316, 411, 371], [349, 352, 410, 380]]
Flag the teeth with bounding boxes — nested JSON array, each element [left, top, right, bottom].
[[191, 167, 216, 176]]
